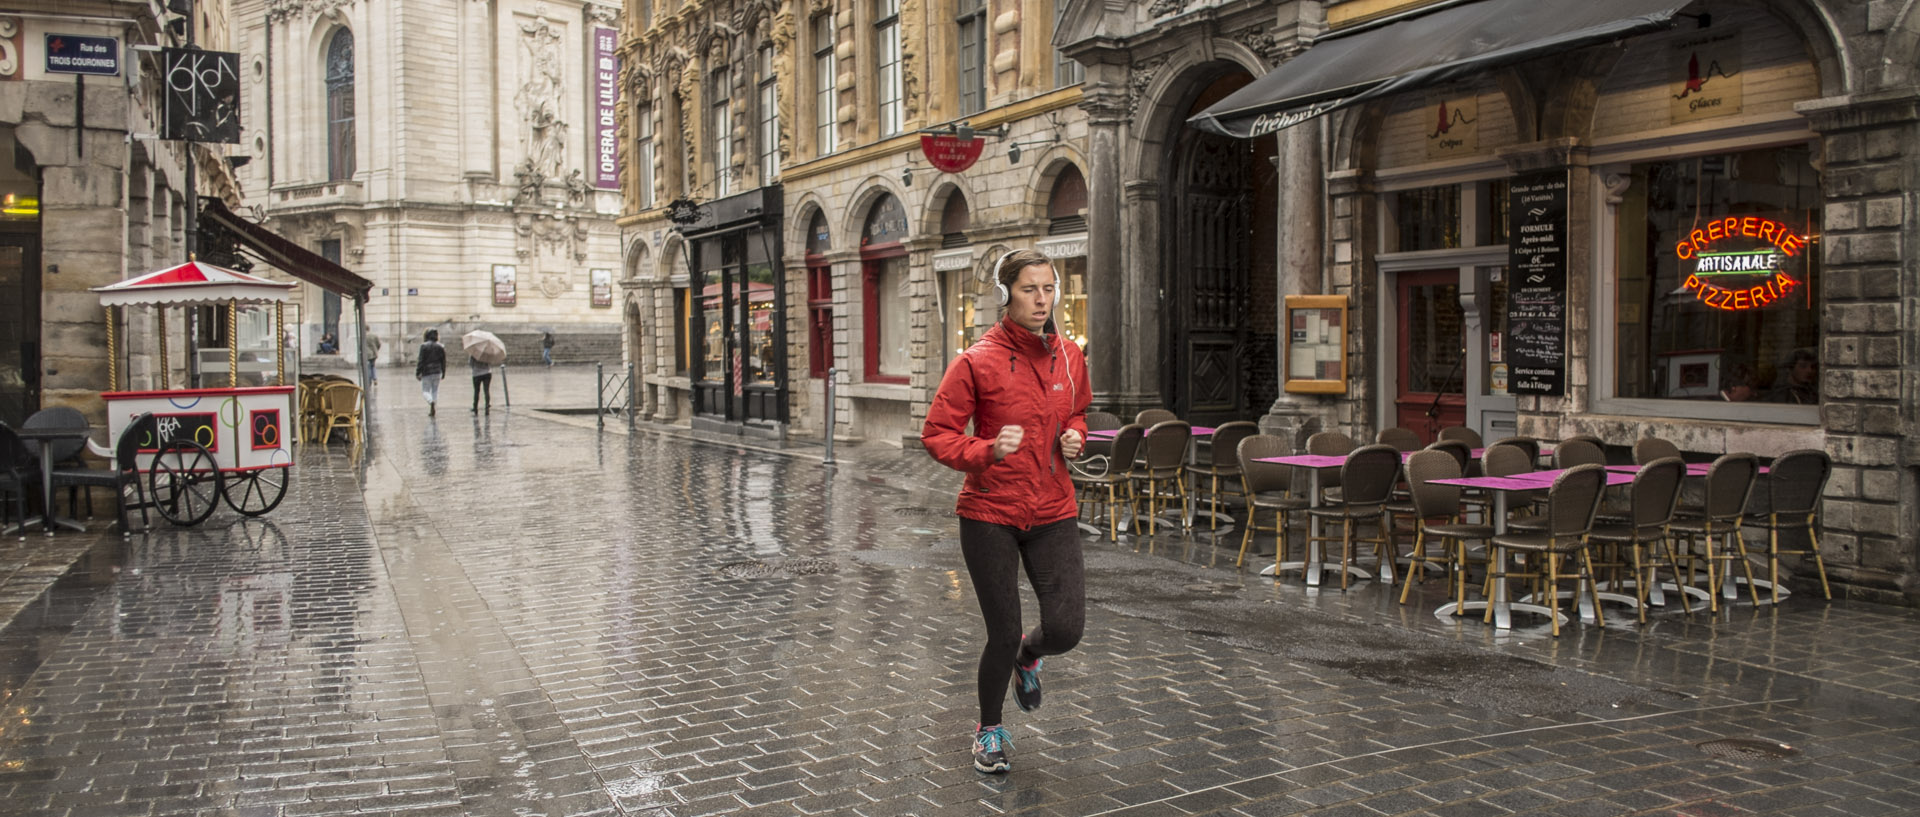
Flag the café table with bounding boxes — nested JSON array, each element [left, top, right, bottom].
[[11, 424, 92, 535], [1429, 467, 1633, 629], [1250, 453, 1389, 587]]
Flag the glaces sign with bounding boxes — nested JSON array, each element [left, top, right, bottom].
[[1675, 215, 1806, 311]]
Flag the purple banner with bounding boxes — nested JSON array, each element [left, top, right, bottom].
[[593, 26, 620, 190]]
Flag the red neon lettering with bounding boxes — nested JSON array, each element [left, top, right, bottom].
[[1691, 228, 1709, 248], [1742, 216, 1759, 237], [1708, 221, 1724, 241], [1781, 234, 1803, 256], [1685, 274, 1701, 290], [1677, 242, 1695, 260], [1758, 220, 1779, 245]]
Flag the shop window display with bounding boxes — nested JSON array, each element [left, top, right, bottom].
[[1612, 144, 1820, 406]]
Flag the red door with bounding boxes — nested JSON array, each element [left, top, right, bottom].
[[1395, 270, 1466, 444]]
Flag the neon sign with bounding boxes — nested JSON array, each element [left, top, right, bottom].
[[1674, 216, 1807, 311]]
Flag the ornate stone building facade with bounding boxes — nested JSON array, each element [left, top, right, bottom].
[[1059, 0, 1920, 604], [1, 0, 246, 426], [617, 0, 1091, 444], [231, 0, 625, 365]]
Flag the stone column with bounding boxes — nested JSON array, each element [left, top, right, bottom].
[[1261, 119, 1330, 447], [1798, 91, 1920, 605], [1080, 82, 1127, 414]]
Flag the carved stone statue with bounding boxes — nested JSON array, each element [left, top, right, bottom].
[[516, 16, 570, 181]]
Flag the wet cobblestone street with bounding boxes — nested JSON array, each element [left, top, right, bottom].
[[1, 366, 1917, 817]]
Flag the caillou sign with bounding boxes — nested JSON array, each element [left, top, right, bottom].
[[1674, 215, 1806, 311]]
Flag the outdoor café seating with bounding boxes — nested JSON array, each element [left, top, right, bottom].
[[1235, 434, 1308, 572], [1128, 420, 1191, 535], [1741, 449, 1833, 603], [1376, 427, 1422, 452], [1186, 420, 1257, 531], [1395, 449, 1494, 609], [1584, 457, 1686, 624], [1437, 426, 1483, 448], [1305, 444, 1399, 590], [1485, 464, 1609, 637], [48, 413, 156, 537], [1666, 453, 1761, 611], [1072, 423, 1143, 542]]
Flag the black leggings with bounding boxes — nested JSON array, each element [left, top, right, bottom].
[[472, 373, 492, 408], [959, 516, 1085, 726]]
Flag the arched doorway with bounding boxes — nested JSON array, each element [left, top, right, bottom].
[[1162, 68, 1278, 425]]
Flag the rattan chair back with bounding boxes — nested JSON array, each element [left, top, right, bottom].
[[1437, 426, 1483, 448], [1755, 449, 1830, 517], [1238, 434, 1295, 495], [1098, 424, 1146, 475], [1424, 439, 1472, 474], [1554, 438, 1607, 469], [1546, 464, 1609, 537], [1628, 457, 1686, 531], [1633, 437, 1683, 466], [1135, 409, 1178, 426], [1307, 431, 1355, 456], [1340, 444, 1401, 506], [1085, 411, 1123, 432], [1490, 436, 1540, 464], [1702, 452, 1761, 523], [1405, 449, 1463, 518], [1376, 427, 1422, 452], [1139, 421, 1191, 473], [1482, 442, 1534, 478], [1205, 421, 1259, 469]]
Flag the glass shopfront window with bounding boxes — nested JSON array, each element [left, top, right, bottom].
[[1055, 256, 1088, 351], [1611, 144, 1820, 407]]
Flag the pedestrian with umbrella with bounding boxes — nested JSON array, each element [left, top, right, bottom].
[[414, 329, 447, 417], [463, 329, 506, 414]]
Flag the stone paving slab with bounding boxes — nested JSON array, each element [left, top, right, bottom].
[[0, 366, 1914, 817]]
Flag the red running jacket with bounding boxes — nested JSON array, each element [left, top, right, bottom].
[[922, 317, 1091, 530]]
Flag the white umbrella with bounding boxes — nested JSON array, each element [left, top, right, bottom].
[[462, 330, 507, 365]]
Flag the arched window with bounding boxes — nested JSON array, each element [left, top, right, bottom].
[[940, 192, 970, 248], [860, 194, 909, 382], [326, 30, 355, 181], [805, 210, 832, 377], [1047, 165, 1087, 234]]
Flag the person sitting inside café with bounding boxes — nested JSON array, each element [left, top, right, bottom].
[[316, 332, 338, 354], [1768, 349, 1819, 404]]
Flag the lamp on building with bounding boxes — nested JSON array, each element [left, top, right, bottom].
[[1006, 113, 1066, 165], [901, 165, 912, 187]]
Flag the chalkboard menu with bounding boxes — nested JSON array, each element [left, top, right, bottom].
[[1505, 171, 1569, 396]]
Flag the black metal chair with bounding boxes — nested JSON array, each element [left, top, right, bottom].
[[48, 413, 156, 537], [0, 423, 40, 538], [1585, 457, 1686, 624], [1741, 449, 1833, 603], [24, 406, 89, 515], [1395, 449, 1494, 608], [1236, 434, 1309, 573], [1306, 444, 1400, 590], [1187, 420, 1258, 531], [1667, 452, 1761, 611], [1487, 464, 1609, 637], [1071, 424, 1144, 542]]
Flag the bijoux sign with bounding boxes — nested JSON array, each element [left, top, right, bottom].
[[1675, 215, 1806, 311]]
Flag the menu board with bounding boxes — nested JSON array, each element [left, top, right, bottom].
[[1505, 171, 1568, 396]]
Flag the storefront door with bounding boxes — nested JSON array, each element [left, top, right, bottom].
[[1394, 269, 1466, 442], [694, 231, 784, 426], [0, 234, 38, 427]]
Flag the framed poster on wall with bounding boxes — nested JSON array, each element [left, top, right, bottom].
[[1283, 294, 1348, 394], [492, 264, 517, 306]]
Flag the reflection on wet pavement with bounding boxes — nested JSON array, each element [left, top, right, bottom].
[[0, 366, 1912, 816]]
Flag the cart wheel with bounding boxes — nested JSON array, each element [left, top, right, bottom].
[[149, 439, 222, 526], [222, 467, 289, 516]]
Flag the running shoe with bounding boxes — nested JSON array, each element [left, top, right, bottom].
[[973, 724, 1012, 773], [1013, 657, 1043, 712]]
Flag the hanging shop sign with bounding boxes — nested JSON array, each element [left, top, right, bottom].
[[1670, 29, 1742, 124], [920, 134, 985, 173], [1424, 95, 1478, 160], [162, 48, 241, 143], [591, 26, 620, 190], [1675, 215, 1806, 311], [1504, 170, 1569, 397]]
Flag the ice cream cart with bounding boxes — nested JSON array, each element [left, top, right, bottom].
[[91, 261, 298, 526]]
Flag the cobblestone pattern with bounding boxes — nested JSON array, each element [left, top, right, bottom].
[[0, 379, 1916, 816]]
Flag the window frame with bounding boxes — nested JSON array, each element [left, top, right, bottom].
[[325, 29, 355, 181], [861, 246, 910, 384], [1053, 2, 1083, 89], [635, 101, 656, 209], [813, 14, 837, 157], [710, 65, 733, 198], [758, 44, 779, 183], [955, 0, 986, 116], [874, 0, 902, 137]]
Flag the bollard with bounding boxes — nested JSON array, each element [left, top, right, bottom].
[[596, 362, 605, 430], [823, 366, 837, 465], [627, 361, 636, 430], [500, 362, 511, 408]]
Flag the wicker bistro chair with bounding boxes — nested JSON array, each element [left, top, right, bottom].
[[48, 413, 156, 537], [317, 382, 367, 449], [1486, 464, 1610, 637], [1186, 421, 1258, 531], [1134, 409, 1177, 426], [1554, 438, 1608, 470], [1306, 431, 1357, 502], [1490, 436, 1542, 467], [1082, 411, 1123, 460], [1127, 421, 1192, 536], [1236, 435, 1310, 572], [1071, 424, 1145, 542], [1584, 457, 1686, 624], [1489, 443, 1551, 531], [1437, 426, 1483, 448], [1394, 450, 1495, 608], [1306, 444, 1401, 590], [1741, 449, 1833, 603], [1376, 427, 1423, 452], [1666, 453, 1762, 611], [1633, 437, 1684, 466]]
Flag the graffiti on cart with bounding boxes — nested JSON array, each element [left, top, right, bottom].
[[143, 413, 220, 453]]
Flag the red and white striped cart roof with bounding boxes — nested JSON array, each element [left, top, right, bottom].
[[91, 260, 298, 307]]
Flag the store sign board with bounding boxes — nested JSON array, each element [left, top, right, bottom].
[[1424, 95, 1478, 160], [45, 34, 119, 76], [1505, 170, 1569, 397], [920, 134, 985, 173], [1671, 30, 1742, 124], [1675, 215, 1806, 311], [162, 48, 241, 143]]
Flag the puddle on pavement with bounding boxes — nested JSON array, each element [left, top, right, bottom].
[[0, 536, 127, 709]]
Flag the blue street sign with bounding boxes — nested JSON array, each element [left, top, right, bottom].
[[45, 34, 120, 76]]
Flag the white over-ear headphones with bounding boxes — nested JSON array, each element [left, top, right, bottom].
[[992, 249, 1061, 306]]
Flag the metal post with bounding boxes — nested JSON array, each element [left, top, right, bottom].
[[823, 366, 837, 465], [499, 362, 510, 408], [596, 362, 605, 430], [627, 361, 635, 430]]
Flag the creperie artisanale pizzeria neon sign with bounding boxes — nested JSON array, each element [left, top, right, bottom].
[[1674, 215, 1806, 311]]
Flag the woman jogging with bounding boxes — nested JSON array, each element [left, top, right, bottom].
[[922, 248, 1091, 774]]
